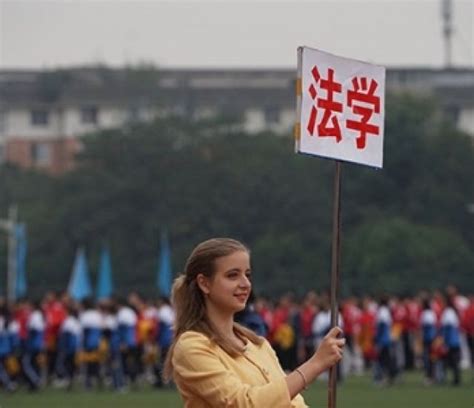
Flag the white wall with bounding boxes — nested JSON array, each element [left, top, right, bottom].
[[3, 109, 63, 140], [1, 105, 138, 140]]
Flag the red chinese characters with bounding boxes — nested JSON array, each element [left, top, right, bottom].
[[307, 67, 343, 142], [306, 66, 381, 150], [346, 77, 380, 149]]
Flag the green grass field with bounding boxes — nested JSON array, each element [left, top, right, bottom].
[[0, 371, 472, 408]]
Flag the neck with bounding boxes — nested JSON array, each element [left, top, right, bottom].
[[205, 302, 235, 337]]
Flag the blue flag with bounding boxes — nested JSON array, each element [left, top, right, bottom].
[[157, 231, 172, 297], [68, 248, 92, 300], [15, 223, 27, 298], [96, 246, 113, 300]]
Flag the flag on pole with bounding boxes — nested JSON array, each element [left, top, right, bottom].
[[96, 245, 113, 300], [68, 247, 92, 300], [157, 231, 172, 297], [15, 223, 27, 298]]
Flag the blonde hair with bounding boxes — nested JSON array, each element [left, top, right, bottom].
[[164, 238, 263, 381]]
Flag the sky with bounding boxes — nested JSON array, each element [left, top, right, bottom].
[[0, 0, 473, 70]]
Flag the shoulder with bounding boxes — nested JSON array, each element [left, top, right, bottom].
[[442, 308, 459, 325], [29, 311, 45, 329], [158, 305, 175, 323], [118, 307, 137, 324], [257, 336, 278, 358], [377, 307, 391, 322], [172, 331, 221, 373], [175, 330, 214, 352]]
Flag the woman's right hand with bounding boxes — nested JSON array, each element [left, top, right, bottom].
[[310, 326, 345, 374]]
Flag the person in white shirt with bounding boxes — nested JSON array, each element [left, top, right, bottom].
[[420, 298, 437, 384], [154, 296, 175, 387], [23, 300, 46, 391], [80, 298, 103, 389]]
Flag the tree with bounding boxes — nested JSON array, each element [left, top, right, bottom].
[[0, 93, 472, 296]]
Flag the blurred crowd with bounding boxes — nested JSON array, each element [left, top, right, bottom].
[[0, 284, 473, 393], [237, 284, 474, 388]]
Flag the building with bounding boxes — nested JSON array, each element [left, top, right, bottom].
[[1, 67, 473, 174]]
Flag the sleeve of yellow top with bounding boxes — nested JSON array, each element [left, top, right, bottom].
[[261, 339, 309, 408], [173, 333, 292, 408], [262, 338, 289, 376]]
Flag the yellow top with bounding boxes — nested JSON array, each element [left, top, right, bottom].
[[172, 330, 308, 408]]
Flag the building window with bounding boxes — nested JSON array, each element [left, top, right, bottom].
[[81, 106, 98, 124], [31, 142, 51, 165], [31, 110, 49, 126]]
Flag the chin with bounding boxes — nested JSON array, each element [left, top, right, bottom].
[[235, 302, 247, 312]]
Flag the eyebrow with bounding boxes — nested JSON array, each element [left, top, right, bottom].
[[225, 268, 251, 273]]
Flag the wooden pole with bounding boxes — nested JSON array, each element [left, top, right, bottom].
[[328, 161, 342, 408]]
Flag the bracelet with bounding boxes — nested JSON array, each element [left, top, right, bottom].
[[295, 368, 308, 390]]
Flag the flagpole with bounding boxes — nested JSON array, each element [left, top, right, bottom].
[[0, 207, 16, 301], [328, 161, 342, 408]]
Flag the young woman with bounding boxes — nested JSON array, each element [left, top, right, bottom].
[[164, 238, 345, 407]]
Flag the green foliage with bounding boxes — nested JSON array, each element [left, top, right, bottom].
[[0, 93, 473, 297], [343, 218, 474, 295]]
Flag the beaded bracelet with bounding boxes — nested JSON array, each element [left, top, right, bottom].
[[295, 368, 308, 390]]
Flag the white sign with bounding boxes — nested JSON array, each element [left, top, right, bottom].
[[295, 46, 386, 168]]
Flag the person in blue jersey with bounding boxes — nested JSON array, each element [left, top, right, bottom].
[[117, 298, 139, 386], [440, 295, 462, 386], [22, 300, 45, 391], [235, 292, 268, 338], [57, 304, 81, 389], [0, 303, 15, 392], [419, 298, 437, 384], [7, 303, 21, 387], [374, 296, 395, 385], [154, 296, 175, 387], [79, 298, 103, 389], [101, 301, 125, 391]]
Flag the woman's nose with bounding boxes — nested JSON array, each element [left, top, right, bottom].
[[238, 275, 249, 287]]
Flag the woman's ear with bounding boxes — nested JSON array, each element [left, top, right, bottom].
[[196, 273, 210, 295]]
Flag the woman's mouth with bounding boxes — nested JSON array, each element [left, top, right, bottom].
[[235, 293, 249, 302]]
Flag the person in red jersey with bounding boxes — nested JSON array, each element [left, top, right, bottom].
[[342, 296, 361, 374], [43, 291, 67, 381], [390, 296, 406, 375], [402, 296, 420, 371], [299, 291, 318, 364], [431, 290, 444, 321], [462, 293, 474, 371], [358, 296, 377, 371]]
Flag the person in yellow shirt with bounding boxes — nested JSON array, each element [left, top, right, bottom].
[[164, 238, 344, 408]]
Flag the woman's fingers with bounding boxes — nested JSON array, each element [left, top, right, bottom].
[[325, 326, 343, 339]]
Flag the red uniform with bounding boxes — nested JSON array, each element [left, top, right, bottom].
[[300, 305, 317, 339], [342, 302, 361, 338], [463, 301, 474, 336], [404, 300, 421, 333], [44, 301, 67, 350]]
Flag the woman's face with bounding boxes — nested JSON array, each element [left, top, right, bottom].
[[198, 250, 252, 314]]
